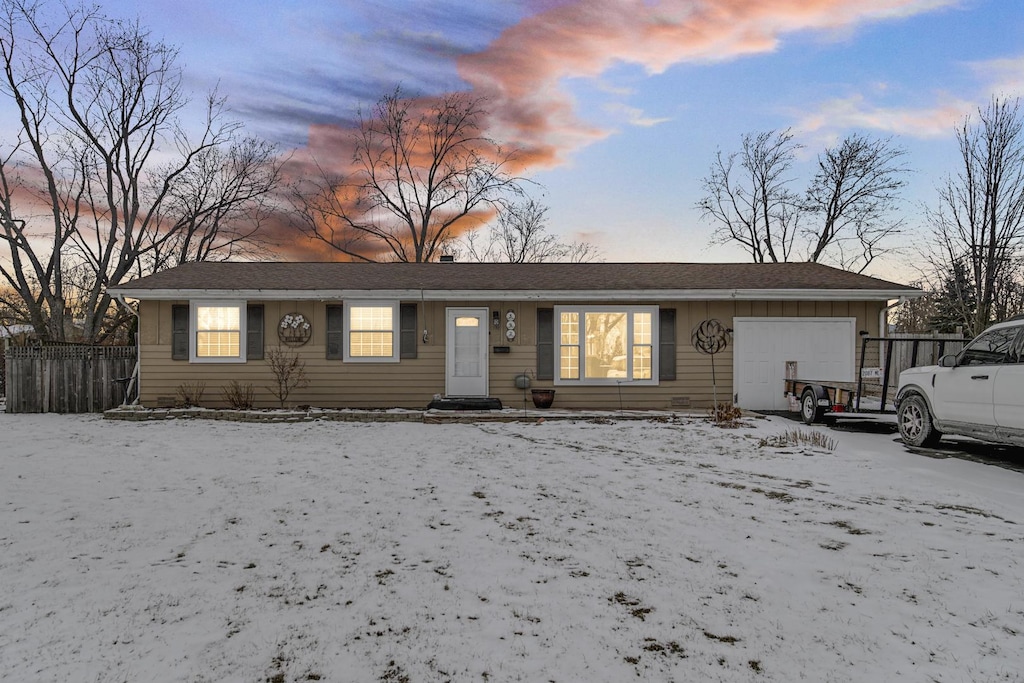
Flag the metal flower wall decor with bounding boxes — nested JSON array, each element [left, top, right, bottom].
[[691, 319, 732, 408], [278, 313, 312, 346]]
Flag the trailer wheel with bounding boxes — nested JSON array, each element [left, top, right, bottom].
[[897, 394, 942, 448], [800, 388, 824, 425]]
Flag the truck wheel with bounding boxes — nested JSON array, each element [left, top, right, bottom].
[[800, 388, 824, 425], [897, 394, 942, 447]]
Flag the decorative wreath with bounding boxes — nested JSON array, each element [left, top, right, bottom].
[[278, 313, 312, 346]]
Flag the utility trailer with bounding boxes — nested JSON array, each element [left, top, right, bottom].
[[787, 335, 965, 425]]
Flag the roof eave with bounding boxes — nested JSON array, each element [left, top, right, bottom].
[[107, 287, 923, 301]]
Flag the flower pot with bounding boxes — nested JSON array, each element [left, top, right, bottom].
[[531, 389, 555, 409]]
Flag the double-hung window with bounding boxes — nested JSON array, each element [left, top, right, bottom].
[[190, 301, 247, 363], [344, 301, 400, 362], [554, 306, 658, 384]]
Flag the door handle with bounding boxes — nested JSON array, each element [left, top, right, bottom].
[[970, 375, 989, 380]]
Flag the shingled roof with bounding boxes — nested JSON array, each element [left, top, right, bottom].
[[108, 261, 919, 300]]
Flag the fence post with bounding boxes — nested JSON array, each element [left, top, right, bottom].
[[41, 353, 48, 413], [856, 335, 868, 412], [880, 338, 895, 410]]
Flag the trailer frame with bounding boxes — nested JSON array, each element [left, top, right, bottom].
[[788, 335, 964, 425]]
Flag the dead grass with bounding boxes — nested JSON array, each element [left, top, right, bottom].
[[609, 591, 654, 620], [709, 402, 746, 428], [829, 520, 871, 535], [758, 428, 837, 452]]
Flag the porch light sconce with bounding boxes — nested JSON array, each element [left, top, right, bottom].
[[492, 311, 500, 328], [422, 329, 429, 343]]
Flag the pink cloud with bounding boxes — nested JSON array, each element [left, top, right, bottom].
[[793, 54, 1024, 142], [288, 0, 962, 175], [456, 0, 958, 166], [968, 55, 1024, 97], [794, 94, 974, 139], [284, 0, 959, 259]]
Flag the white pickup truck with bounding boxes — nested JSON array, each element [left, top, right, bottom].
[[895, 317, 1024, 448]]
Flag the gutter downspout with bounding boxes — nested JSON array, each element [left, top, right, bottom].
[[115, 295, 141, 406], [420, 289, 428, 344]]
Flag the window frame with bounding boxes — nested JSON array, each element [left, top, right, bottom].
[[343, 300, 400, 363], [957, 325, 1020, 366], [553, 305, 659, 386], [189, 300, 247, 363]]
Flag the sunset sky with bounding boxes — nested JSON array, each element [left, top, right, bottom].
[[92, 1, 1024, 279]]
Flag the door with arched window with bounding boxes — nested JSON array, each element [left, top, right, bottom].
[[446, 308, 489, 397]]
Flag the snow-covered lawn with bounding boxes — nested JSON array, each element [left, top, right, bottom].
[[2, 414, 1022, 682]]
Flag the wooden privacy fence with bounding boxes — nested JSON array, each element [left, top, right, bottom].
[[4, 345, 137, 413], [852, 333, 968, 412], [887, 332, 967, 376]]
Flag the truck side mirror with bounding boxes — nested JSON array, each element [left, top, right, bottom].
[[939, 354, 958, 367]]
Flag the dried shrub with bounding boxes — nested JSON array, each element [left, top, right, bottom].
[[758, 428, 837, 452], [221, 381, 255, 410], [175, 381, 206, 407], [709, 402, 745, 427], [266, 346, 309, 408]]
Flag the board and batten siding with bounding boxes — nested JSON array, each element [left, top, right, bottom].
[[136, 299, 884, 410]]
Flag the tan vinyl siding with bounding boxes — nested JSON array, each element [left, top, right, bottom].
[[484, 299, 882, 410], [136, 298, 885, 410], [140, 299, 446, 409]]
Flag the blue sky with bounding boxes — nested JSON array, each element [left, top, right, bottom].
[[93, 1, 1024, 280]]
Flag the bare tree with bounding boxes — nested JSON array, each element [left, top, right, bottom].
[[460, 200, 599, 263], [698, 130, 908, 272], [291, 87, 524, 262], [266, 346, 308, 408], [0, 1, 280, 343], [890, 283, 937, 333], [925, 96, 1024, 335], [698, 129, 802, 264], [0, 283, 26, 325], [804, 134, 908, 273]]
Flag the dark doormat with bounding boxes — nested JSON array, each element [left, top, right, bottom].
[[427, 397, 503, 411]]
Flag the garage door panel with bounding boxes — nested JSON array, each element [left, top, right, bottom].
[[733, 318, 856, 410]]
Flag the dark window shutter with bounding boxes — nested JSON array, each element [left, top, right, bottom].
[[536, 308, 554, 380], [171, 304, 189, 360], [246, 305, 264, 360], [326, 304, 344, 360], [659, 308, 676, 381], [400, 303, 418, 359]]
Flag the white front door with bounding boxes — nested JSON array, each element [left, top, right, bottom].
[[446, 308, 489, 397]]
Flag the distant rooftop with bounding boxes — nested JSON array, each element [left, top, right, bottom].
[[0, 324, 35, 338]]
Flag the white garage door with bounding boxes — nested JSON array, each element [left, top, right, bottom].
[[733, 317, 856, 411]]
